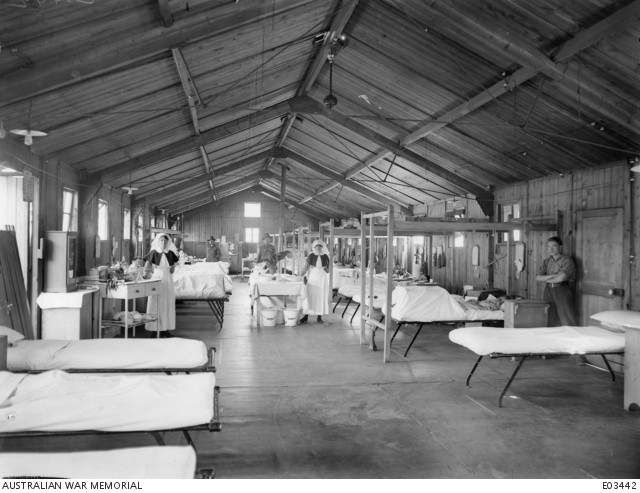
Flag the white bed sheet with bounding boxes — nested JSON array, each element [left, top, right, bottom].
[[382, 286, 503, 322], [449, 326, 625, 356], [173, 262, 233, 299], [173, 262, 233, 298], [7, 338, 208, 371], [0, 446, 197, 479], [0, 371, 215, 433]]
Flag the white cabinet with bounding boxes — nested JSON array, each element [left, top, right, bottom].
[[37, 289, 100, 339]]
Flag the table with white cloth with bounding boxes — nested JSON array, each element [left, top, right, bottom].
[[250, 274, 306, 327]]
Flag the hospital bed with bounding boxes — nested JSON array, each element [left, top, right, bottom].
[[5, 334, 215, 374], [173, 262, 233, 329], [0, 446, 208, 479], [448, 325, 625, 407], [0, 370, 221, 449], [376, 285, 504, 356]]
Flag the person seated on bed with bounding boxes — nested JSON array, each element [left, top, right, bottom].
[[257, 234, 278, 273], [144, 234, 180, 337], [536, 236, 577, 326], [205, 236, 221, 262], [299, 240, 330, 324]]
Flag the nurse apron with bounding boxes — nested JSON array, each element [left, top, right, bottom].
[[146, 253, 176, 333], [304, 256, 330, 316]]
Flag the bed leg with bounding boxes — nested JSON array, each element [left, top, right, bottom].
[[403, 323, 425, 357], [601, 354, 616, 382], [150, 431, 166, 446], [349, 304, 360, 324], [498, 357, 527, 407], [390, 322, 403, 346], [333, 296, 342, 313], [183, 430, 196, 452], [370, 326, 377, 351], [341, 298, 352, 317], [466, 356, 483, 387]]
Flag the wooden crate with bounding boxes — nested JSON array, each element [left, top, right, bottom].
[[503, 299, 550, 328]]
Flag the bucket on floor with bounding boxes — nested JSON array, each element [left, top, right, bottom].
[[283, 308, 299, 326], [261, 309, 278, 327]]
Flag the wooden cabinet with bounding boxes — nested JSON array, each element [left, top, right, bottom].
[[503, 299, 550, 328], [44, 231, 79, 293]]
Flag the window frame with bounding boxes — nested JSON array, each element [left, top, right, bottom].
[[244, 202, 261, 218], [245, 227, 260, 243], [62, 188, 78, 232], [498, 202, 521, 243], [97, 199, 109, 239]]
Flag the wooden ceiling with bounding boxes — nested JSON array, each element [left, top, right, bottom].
[[1, 0, 639, 220]]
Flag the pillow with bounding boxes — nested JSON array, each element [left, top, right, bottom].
[[0, 326, 26, 345], [590, 310, 640, 332]]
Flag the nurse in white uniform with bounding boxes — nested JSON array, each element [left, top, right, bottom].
[[299, 239, 330, 324]]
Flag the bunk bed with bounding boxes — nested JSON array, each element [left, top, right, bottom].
[[448, 323, 626, 407], [360, 205, 558, 363], [173, 261, 233, 329]]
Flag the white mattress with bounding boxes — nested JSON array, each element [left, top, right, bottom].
[[173, 262, 233, 298], [333, 268, 358, 289], [352, 287, 387, 309], [449, 326, 625, 356], [337, 284, 360, 298], [382, 286, 503, 322], [0, 371, 215, 432], [0, 446, 197, 479], [7, 338, 208, 371]]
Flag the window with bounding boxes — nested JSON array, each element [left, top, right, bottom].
[[499, 203, 520, 242], [123, 208, 131, 240], [97, 199, 108, 239], [454, 232, 464, 248], [136, 214, 143, 244], [245, 227, 259, 243], [62, 188, 78, 232], [244, 202, 261, 218]]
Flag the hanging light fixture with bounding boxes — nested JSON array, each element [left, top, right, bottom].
[[323, 45, 338, 109], [10, 100, 47, 146], [631, 157, 640, 173]]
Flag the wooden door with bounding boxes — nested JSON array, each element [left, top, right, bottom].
[[575, 208, 626, 325]]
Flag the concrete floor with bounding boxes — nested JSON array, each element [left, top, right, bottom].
[[3, 277, 639, 479]]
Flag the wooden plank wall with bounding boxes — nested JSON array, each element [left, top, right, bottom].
[[180, 191, 318, 259], [418, 198, 492, 294], [495, 163, 637, 310]]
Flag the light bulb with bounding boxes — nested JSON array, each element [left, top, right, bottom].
[[24, 133, 33, 146]]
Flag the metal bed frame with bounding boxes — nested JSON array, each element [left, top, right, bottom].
[[176, 296, 229, 329], [465, 352, 624, 407], [0, 386, 222, 454], [13, 347, 217, 375]]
